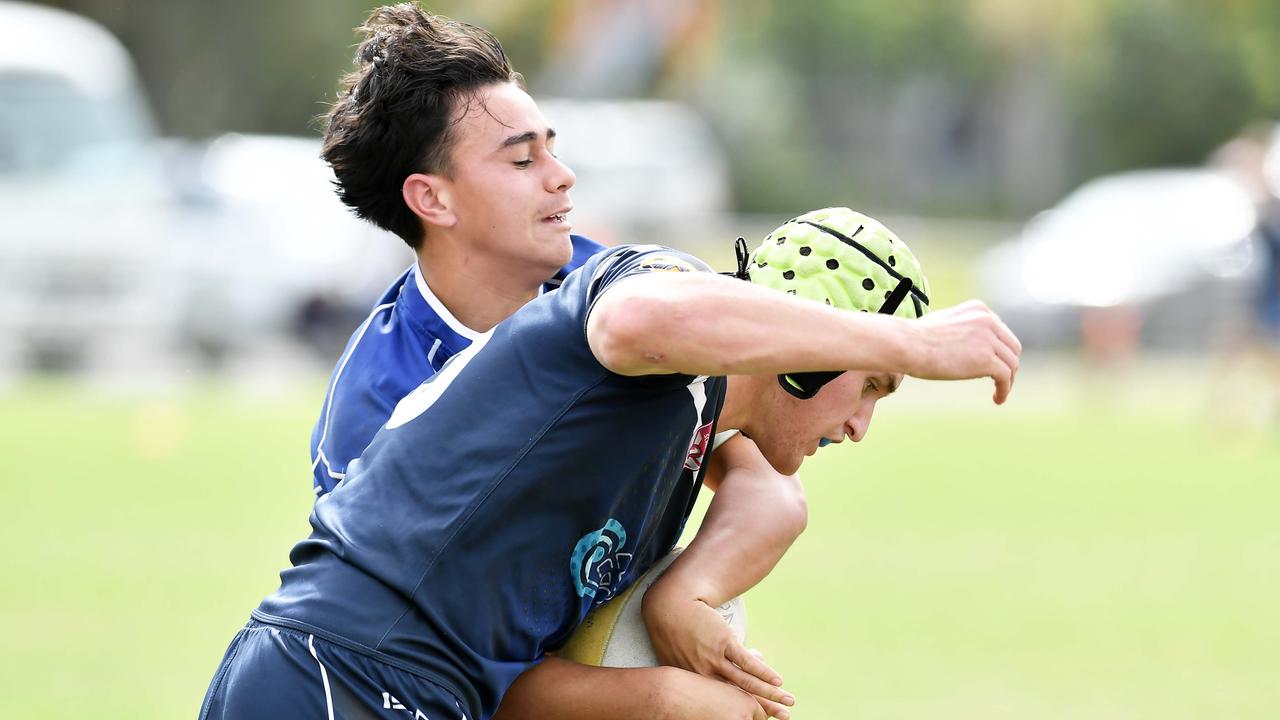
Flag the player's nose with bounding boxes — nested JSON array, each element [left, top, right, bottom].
[[846, 403, 876, 443], [845, 420, 864, 443], [547, 154, 576, 193]]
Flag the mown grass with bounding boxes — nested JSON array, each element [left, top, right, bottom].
[[1, 371, 1277, 718]]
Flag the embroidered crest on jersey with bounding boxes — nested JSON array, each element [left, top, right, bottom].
[[639, 254, 697, 273], [685, 420, 714, 471], [570, 519, 633, 603]]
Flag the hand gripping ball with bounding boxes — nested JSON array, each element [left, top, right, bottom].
[[557, 548, 747, 668]]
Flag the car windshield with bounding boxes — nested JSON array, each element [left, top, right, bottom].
[[0, 71, 147, 179]]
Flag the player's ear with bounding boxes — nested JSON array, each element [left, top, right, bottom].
[[403, 173, 456, 229]]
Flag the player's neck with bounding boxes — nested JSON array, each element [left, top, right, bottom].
[[415, 244, 542, 333], [718, 375, 755, 431]]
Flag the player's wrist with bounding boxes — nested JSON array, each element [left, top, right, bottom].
[[885, 313, 927, 377], [641, 571, 718, 632]]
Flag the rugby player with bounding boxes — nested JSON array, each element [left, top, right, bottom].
[[201, 204, 1021, 720], [302, 5, 806, 718]]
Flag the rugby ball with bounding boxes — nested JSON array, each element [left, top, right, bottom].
[[557, 548, 748, 667]]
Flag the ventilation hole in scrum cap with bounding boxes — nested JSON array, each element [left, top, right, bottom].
[[787, 288, 797, 295], [758, 260, 767, 267], [825, 298, 831, 305], [862, 278, 874, 291], [826, 259, 839, 270], [783, 270, 795, 280], [888, 256, 896, 266], [776, 236, 786, 245], [799, 246, 811, 256]]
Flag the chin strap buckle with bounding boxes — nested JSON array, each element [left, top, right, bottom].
[[719, 236, 751, 281]]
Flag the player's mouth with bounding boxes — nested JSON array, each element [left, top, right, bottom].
[[816, 434, 843, 451], [541, 207, 572, 228]]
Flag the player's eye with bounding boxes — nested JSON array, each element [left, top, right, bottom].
[[864, 379, 879, 395], [513, 159, 533, 168]]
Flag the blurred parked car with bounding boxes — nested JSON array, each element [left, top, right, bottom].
[[179, 132, 411, 360], [980, 169, 1262, 352]]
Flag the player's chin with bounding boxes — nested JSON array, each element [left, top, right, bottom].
[[759, 443, 804, 476], [536, 225, 574, 257]]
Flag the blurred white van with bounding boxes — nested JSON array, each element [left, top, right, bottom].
[[0, 3, 409, 370], [0, 1, 185, 371]]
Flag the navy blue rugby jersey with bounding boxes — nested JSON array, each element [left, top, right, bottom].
[[310, 234, 605, 495], [256, 244, 726, 720]]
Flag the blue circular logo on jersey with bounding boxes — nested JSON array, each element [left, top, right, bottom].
[[570, 519, 632, 601]]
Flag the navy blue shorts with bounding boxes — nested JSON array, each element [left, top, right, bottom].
[[200, 620, 469, 720]]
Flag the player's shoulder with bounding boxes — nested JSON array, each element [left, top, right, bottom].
[[580, 243, 713, 287]]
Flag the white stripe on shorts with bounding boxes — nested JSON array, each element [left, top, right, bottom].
[[307, 634, 336, 720]]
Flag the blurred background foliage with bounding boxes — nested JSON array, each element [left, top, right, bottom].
[[35, 0, 1280, 217]]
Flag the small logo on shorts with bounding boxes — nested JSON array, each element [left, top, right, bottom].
[[380, 691, 466, 719], [570, 519, 632, 602]]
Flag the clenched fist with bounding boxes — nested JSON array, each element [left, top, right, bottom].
[[904, 300, 1023, 404]]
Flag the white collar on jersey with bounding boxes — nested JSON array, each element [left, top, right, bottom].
[[414, 260, 482, 340]]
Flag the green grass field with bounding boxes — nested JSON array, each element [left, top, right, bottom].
[[2, 367, 1278, 719]]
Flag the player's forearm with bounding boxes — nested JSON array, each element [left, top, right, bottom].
[[654, 443, 806, 608], [492, 658, 680, 720], [674, 475, 805, 606], [588, 272, 916, 378]]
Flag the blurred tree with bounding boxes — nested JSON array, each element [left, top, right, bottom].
[[711, 0, 1280, 215], [1075, 0, 1257, 174], [36, 0, 464, 136], [23, 0, 1280, 216]]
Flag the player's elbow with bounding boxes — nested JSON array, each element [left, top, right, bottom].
[[587, 292, 676, 376]]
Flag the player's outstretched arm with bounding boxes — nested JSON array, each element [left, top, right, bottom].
[[587, 273, 1021, 403], [493, 656, 767, 720], [643, 434, 803, 719]]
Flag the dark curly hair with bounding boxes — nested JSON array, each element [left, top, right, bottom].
[[321, 4, 521, 248]]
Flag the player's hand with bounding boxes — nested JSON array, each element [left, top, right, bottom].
[[905, 299, 1023, 404], [644, 595, 794, 719], [656, 666, 770, 720]]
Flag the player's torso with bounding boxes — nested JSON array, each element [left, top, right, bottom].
[[310, 234, 607, 493], [264, 246, 722, 715]]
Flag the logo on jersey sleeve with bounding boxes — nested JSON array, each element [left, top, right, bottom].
[[639, 254, 697, 273], [570, 519, 633, 602], [684, 420, 714, 471]]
